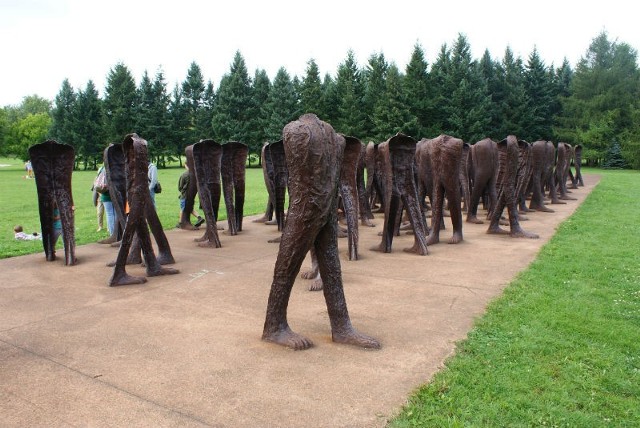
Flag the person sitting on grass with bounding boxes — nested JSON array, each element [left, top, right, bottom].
[[14, 225, 41, 240]]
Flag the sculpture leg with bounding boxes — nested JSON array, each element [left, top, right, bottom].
[[314, 217, 380, 349]]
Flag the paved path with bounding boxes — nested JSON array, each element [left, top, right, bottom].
[[0, 176, 598, 427]]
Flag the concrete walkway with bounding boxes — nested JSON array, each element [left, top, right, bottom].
[[0, 176, 598, 427]]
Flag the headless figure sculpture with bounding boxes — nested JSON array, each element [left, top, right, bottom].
[[100, 144, 127, 245], [516, 140, 534, 215], [221, 142, 249, 235], [262, 113, 380, 351], [300, 135, 363, 291], [556, 142, 577, 201], [574, 145, 584, 187], [192, 139, 223, 248], [487, 135, 539, 239], [528, 140, 554, 213], [425, 134, 464, 245], [466, 138, 498, 224], [178, 145, 200, 230], [109, 134, 179, 286], [254, 142, 277, 224], [372, 133, 428, 255], [29, 140, 77, 265], [357, 141, 375, 227]]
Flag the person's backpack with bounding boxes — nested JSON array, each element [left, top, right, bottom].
[[93, 168, 108, 193]]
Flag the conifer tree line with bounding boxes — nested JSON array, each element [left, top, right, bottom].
[[1, 31, 639, 169]]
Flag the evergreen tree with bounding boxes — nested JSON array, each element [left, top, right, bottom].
[[444, 34, 492, 142], [147, 69, 171, 164], [197, 80, 215, 139], [372, 64, 416, 142], [403, 43, 432, 139], [499, 47, 530, 139], [524, 47, 555, 141], [602, 139, 627, 169], [181, 61, 206, 143], [50, 79, 77, 146], [429, 44, 452, 135], [334, 50, 366, 137], [362, 52, 388, 141], [212, 51, 253, 143], [249, 68, 271, 151], [299, 59, 324, 116], [74, 80, 105, 168], [320, 73, 339, 126], [479, 49, 505, 140], [558, 31, 640, 165], [263, 67, 299, 142], [103, 62, 137, 141], [168, 84, 191, 163]]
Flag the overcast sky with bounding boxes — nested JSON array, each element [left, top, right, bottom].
[[1, 0, 638, 107]]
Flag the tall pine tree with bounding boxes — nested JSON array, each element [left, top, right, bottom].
[[103, 62, 137, 142], [212, 51, 253, 143]]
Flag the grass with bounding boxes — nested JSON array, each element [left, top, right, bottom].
[[389, 169, 640, 427], [0, 156, 269, 259]]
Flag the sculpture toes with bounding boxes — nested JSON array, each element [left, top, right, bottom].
[[300, 269, 318, 280], [262, 329, 314, 351], [109, 274, 147, 287], [332, 330, 381, 350], [308, 278, 323, 291], [148, 267, 180, 277]]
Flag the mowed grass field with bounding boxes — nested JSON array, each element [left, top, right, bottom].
[[1, 155, 639, 426], [0, 156, 268, 259]]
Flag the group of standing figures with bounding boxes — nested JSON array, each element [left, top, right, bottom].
[[27, 113, 583, 351]]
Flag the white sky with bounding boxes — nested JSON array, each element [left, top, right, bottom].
[[1, 0, 638, 107]]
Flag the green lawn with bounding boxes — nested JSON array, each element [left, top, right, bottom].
[[390, 169, 640, 427], [0, 156, 268, 259]]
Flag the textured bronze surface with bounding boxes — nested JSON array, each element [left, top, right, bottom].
[[29, 140, 77, 265], [109, 134, 179, 286], [178, 145, 200, 230], [466, 138, 498, 223], [221, 142, 249, 235], [192, 139, 223, 248], [262, 114, 380, 351]]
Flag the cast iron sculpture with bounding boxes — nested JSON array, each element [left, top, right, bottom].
[[424, 134, 464, 245], [266, 139, 288, 232], [466, 138, 498, 223], [357, 141, 375, 226], [262, 113, 380, 351], [516, 139, 534, 214], [341, 136, 363, 261], [527, 140, 554, 212], [373, 133, 428, 255], [574, 144, 584, 186], [100, 143, 127, 244], [544, 141, 564, 205], [192, 139, 223, 248], [365, 141, 385, 213], [177, 145, 201, 230], [487, 135, 539, 239], [459, 142, 471, 213], [555, 142, 576, 200], [221, 142, 248, 235], [109, 134, 179, 286], [29, 140, 77, 265], [253, 142, 276, 224]]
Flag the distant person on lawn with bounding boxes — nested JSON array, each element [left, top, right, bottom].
[[178, 164, 204, 228], [14, 225, 41, 240]]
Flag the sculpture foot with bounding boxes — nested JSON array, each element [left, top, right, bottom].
[[177, 222, 198, 230], [268, 236, 282, 243], [337, 228, 348, 238], [425, 233, 440, 246], [197, 240, 222, 248], [530, 204, 554, 213], [308, 278, 323, 291], [109, 273, 147, 287], [156, 253, 176, 265], [147, 266, 180, 277], [194, 234, 207, 242], [110, 240, 121, 248], [560, 196, 577, 200], [301, 268, 319, 280], [487, 226, 510, 235], [499, 218, 509, 226], [402, 244, 428, 256], [550, 199, 566, 205], [262, 327, 314, 350], [46, 252, 56, 262], [370, 243, 390, 253], [98, 236, 117, 244], [399, 221, 413, 231], [332, 328, 381, 350], [448, 232, 463, 244], [252, 216, 269, 223], [510, 229, 539, 239], [466, 215, 484, 224], [361, 218, 376, 227], [264, 219, 278, 225], [126, 255, 142, 265], [519, 214, 529, 221]]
